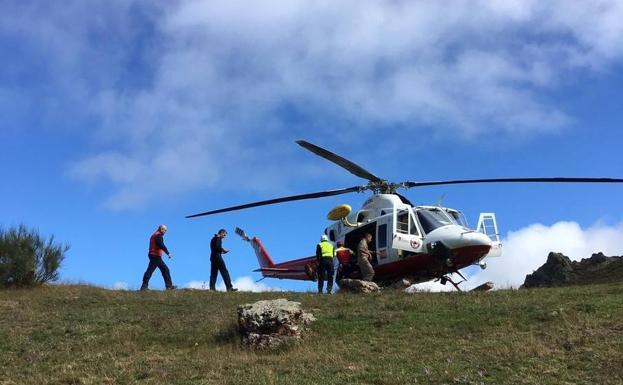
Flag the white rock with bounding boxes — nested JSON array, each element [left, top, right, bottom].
[[237, 298, 315, 349], [338, 279, 381, 293]]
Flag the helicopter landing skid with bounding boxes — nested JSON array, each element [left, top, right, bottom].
[[438, 272, 466, 291]]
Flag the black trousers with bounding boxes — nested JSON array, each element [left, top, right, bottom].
[[141, 255, 173, 289], [336, 262, 355, 284], [317, 258, 334, 293], [209, 254, 233, 290]]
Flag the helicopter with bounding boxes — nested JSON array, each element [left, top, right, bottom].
[[187, 140, 623, 290]]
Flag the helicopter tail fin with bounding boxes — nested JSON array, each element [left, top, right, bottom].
[[235, 227, 275, 268]]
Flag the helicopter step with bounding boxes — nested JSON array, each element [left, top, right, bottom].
[[476, 212, 502, 258]]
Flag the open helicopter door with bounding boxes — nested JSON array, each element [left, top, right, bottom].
[[476, 213, 502, 258], [375, 217, 391, 264], [391, 208, 425, 258]]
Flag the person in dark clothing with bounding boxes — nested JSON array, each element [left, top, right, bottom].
[[209, 229, 237, 292], [316, 234, 335, 294], [141, 225, 176, 290]]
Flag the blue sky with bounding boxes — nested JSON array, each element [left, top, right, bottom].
[[2, 0, 623, 291]]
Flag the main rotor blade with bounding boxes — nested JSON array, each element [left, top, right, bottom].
[[296, 140, 383, 182], [185, 186, 364, 218], [404, 177, 623, 188]]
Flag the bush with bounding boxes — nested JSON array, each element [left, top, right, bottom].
[[0, 225, 69, 287]]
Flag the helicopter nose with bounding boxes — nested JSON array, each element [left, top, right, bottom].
[[427, 226, 493, 250], [460, 230, 492, 248]]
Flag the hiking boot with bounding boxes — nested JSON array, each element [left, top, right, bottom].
[[227, 287, 238, 292], [139, 287, 149, 291], [166, 285, 177, 290]]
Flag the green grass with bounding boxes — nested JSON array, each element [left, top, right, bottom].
[[1, 284, 622, 385]]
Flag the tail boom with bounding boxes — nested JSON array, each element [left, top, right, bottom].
[[237, 227, 315, 281]]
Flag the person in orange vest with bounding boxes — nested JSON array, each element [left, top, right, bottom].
[[140, 225, 176, 291], [334, 240, 355, 284]]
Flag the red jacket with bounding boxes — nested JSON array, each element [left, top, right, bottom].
[[335, 247, 354, 265], [148, 230, 165, 257]]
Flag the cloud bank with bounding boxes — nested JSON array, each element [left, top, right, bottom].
[[4, 1, 623, 207], [185, 276, 282, 292], [468, 220, 623, 289], [411, 220, 623, 292]]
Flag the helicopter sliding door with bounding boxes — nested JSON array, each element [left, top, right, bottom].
[[343, 222, 378, 265], [375, 216, 392, 265]]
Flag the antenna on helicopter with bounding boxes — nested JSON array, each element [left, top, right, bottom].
[[436, 193, 446, 207]]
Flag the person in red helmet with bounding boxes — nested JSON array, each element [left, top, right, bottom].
[[335, 240, 355, 284]]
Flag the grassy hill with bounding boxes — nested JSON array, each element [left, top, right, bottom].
[[1, 284, 622, 385]]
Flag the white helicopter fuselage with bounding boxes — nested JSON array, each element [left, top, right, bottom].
[[323, 194, 501, 283]]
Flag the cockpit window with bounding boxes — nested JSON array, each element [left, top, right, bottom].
[[416, 209, 454, 234], [446, 210, 468, 227], [396, 209, 420, 236], [357, 211, 367, 222], [409, 213, 419, 236], [396, 210, 409, 234]]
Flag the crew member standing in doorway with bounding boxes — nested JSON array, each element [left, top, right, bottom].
[[141, 225, 176, 290], [316, 234, 335, 294], [210, 229, 237, 292], [358, 233, 375, 282]]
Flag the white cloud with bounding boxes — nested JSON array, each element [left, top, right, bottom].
[[4, 1, 623, 207], [185, 276, 283, 292], [467, 221, 623, 289], [407, 280, 456, 293], [405, 221, 623, 292], [111, 281, 129, 290], [185, 281, 210, 290]]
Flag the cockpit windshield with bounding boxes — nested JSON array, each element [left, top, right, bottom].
[[446, 210, 468, 227], [416, 209, 454, 234]]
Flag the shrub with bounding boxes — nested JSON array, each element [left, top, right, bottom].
[[0, 225, 69, 287]]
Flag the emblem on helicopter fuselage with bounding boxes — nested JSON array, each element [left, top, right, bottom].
[[410, 239, 420, 249]]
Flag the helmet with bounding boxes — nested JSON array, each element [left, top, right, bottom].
[[320, 235, 328, 241], [336, 241, 344, 247]]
